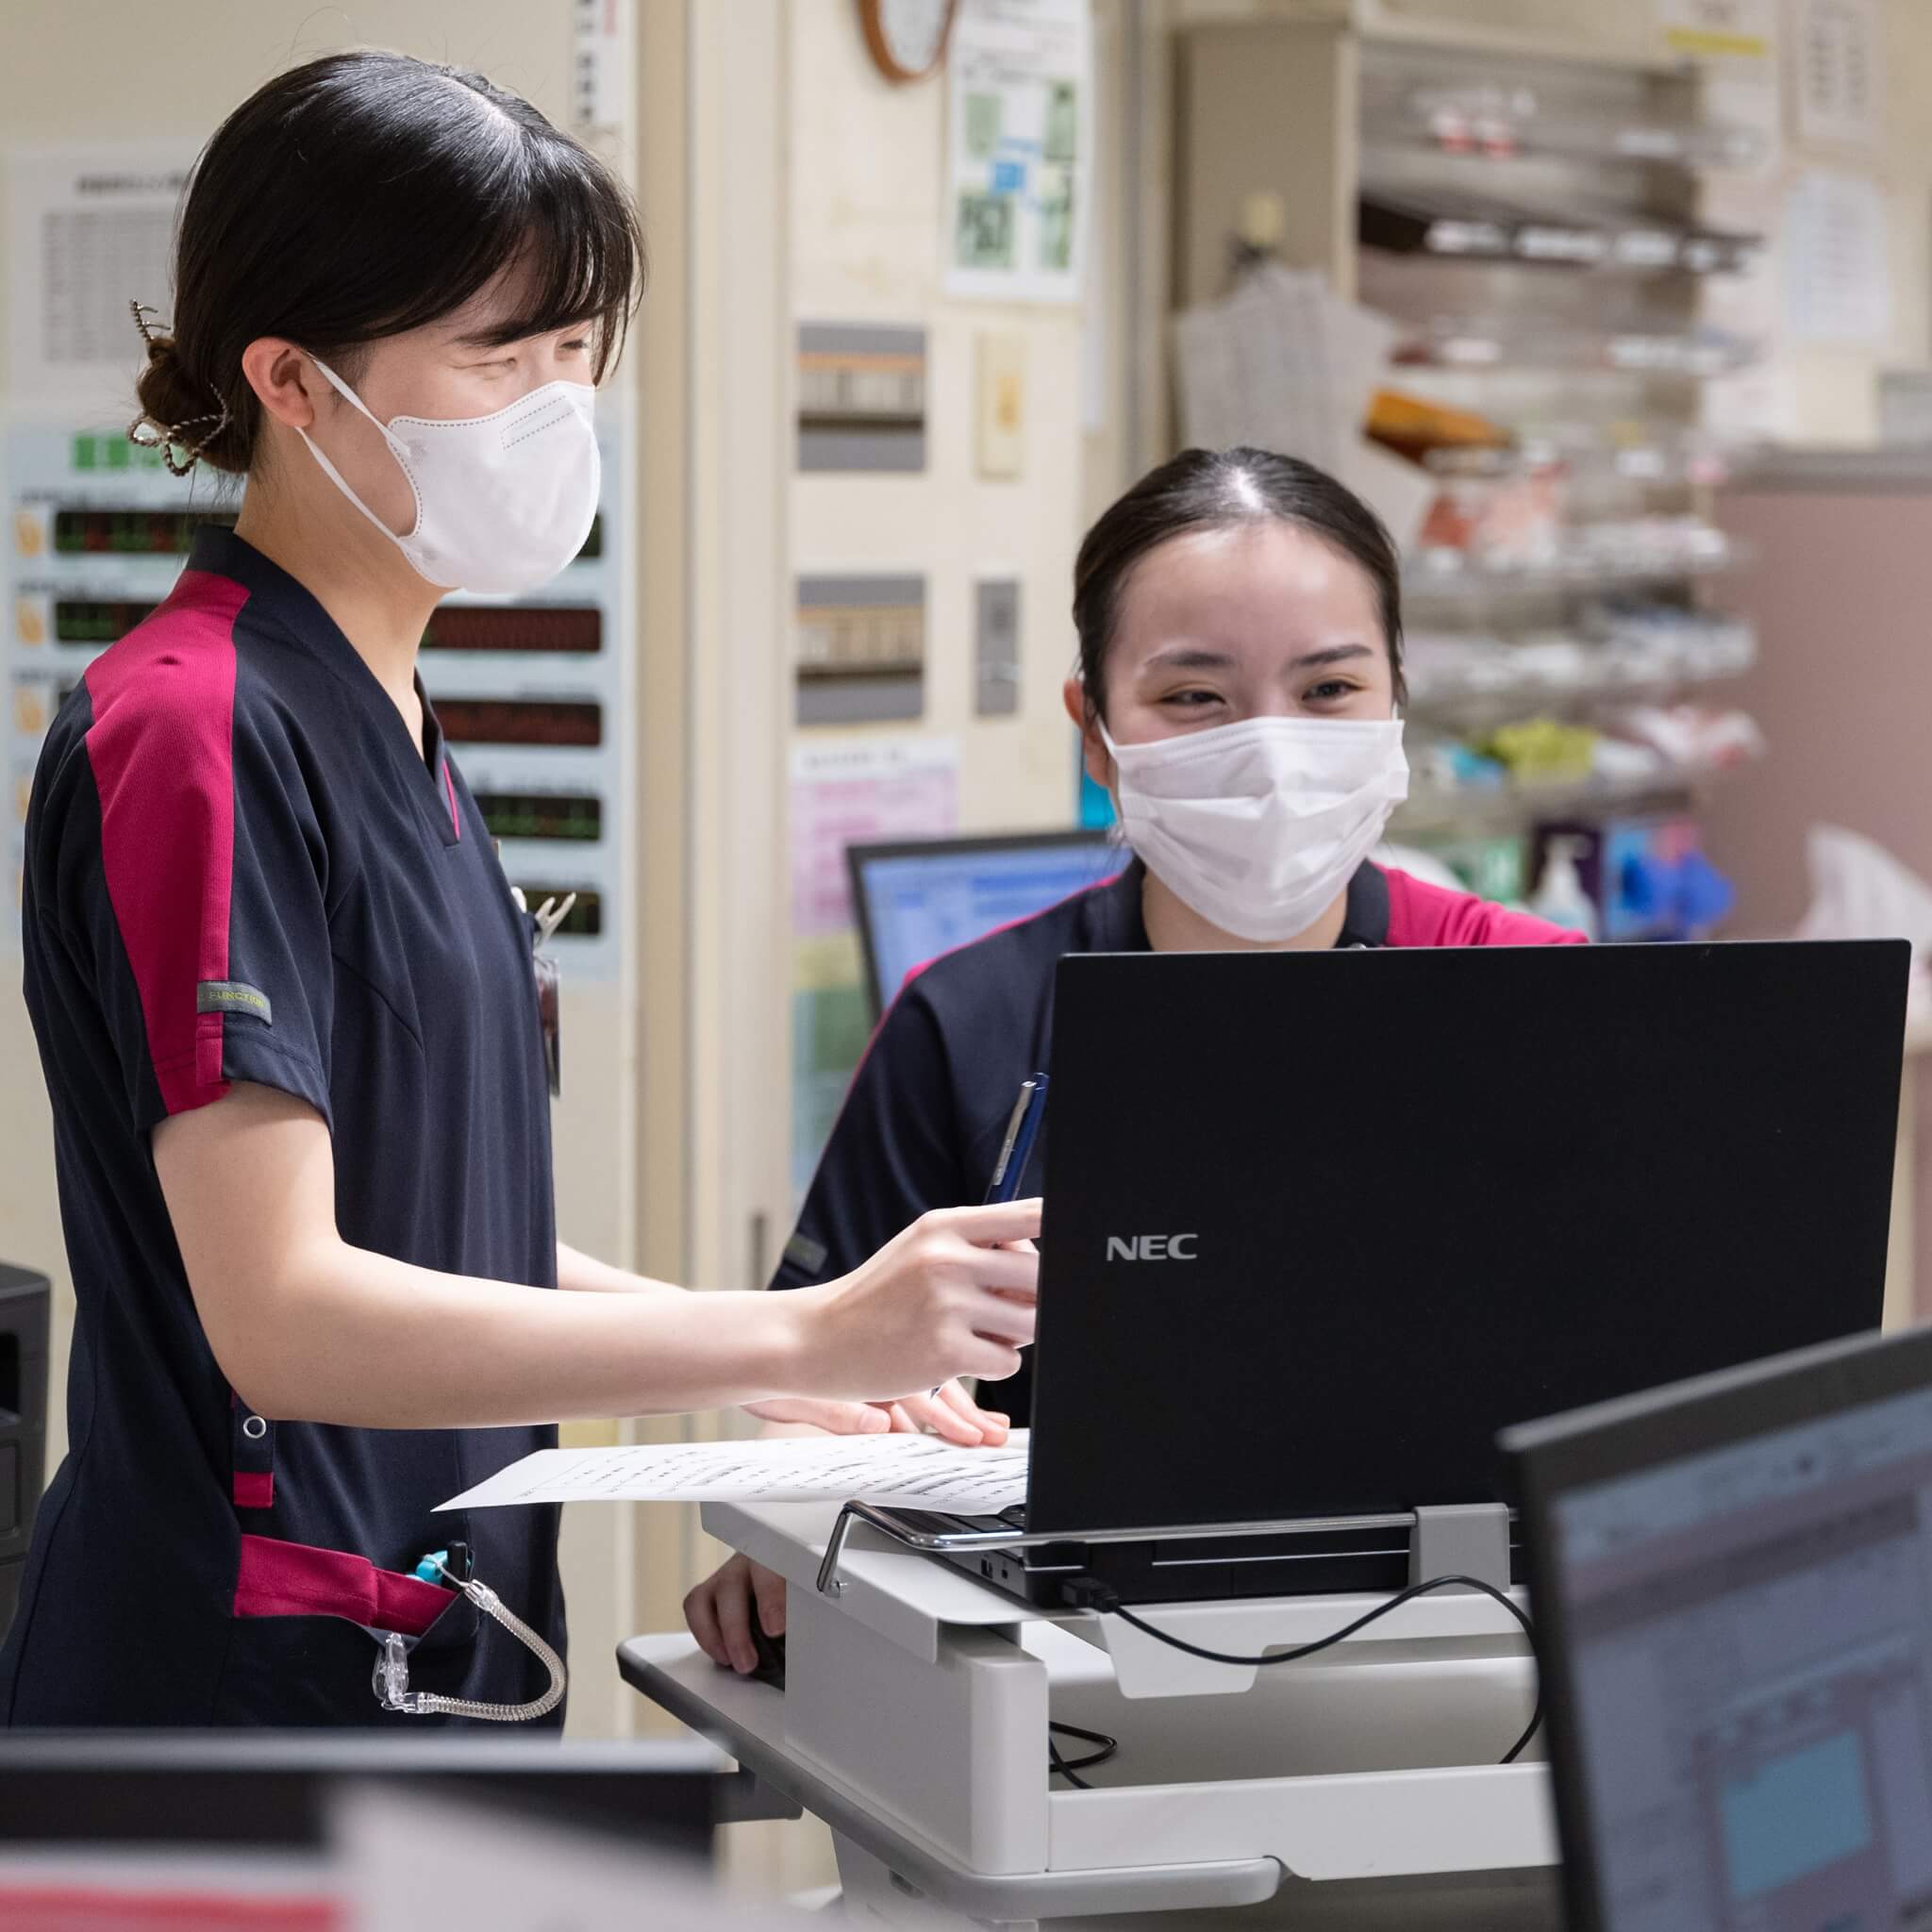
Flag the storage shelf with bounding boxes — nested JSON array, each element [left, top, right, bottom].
[[1405, 543, 1745, 609], [1392, 325, 1756, 378], [1360, 189, 1760, 276], [1423, 434, 1750, 488], [1368, 92, 1765, 172], [1394, 759, 1748, 833], [1405, 664, 1748, 726], [1354, 0, 1686, 74]]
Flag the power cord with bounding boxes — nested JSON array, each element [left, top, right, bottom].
[[1046, 1719, 1118, 1790], [1060, 1573, 1543, 1767]]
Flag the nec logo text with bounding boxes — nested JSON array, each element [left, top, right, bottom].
[[1105, 1235, 1199, 1262]]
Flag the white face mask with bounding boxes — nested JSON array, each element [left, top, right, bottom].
[[1101, 713, 1409, 942], [299, 356, 600, 595]]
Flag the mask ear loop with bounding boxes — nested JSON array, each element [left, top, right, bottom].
[[296, 354, 434, 566]]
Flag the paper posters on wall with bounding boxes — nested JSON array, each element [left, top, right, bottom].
[[944, 0, 1092, 306], [1653, 0, 1776, 67], [569, 0, 635, 138], [7, 145, 195, 415], [1785, 167, 1891, 344], [790, 735, 959, 1199], [792, 736, 960, 940], [1697, 71, 1796, 439], [1790, 0, 1880, 151]]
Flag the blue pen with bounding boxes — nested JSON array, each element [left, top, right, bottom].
[[932, 1074, 1049, 1401], [932, 1071, 1047, 1403], [985, 1073, 1049, 1204]]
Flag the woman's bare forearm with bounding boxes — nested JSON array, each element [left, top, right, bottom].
[[230, 1236, 808, 1426]]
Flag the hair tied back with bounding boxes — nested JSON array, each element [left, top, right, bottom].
[[126, 299, 231, 477]]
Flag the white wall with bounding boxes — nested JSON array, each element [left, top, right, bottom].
[[789, 0, 1093, 830]]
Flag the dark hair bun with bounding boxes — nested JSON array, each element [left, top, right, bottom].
[[131, 332, 247, 475]]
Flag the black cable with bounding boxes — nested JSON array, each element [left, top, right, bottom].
[[1049, 1719, 1118, 1769], [1074, 1573, 1543, 1766], [1047, 1718, 1119, 1789], [1046, 1732, 1090, 1789]]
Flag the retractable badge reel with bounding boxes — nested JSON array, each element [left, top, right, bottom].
[[372, 1546, 567, 1723]]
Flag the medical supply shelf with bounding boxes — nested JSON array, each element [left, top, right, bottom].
[[1402, 540, 1743, 610], [1176, 9, 1762, 897]]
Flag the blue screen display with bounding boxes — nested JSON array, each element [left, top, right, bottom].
[[858, 839, 1130, 1005]]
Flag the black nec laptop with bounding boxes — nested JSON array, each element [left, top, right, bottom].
[[888, 941, 1907, 1607], [1503, 1323, 1932, 1932]]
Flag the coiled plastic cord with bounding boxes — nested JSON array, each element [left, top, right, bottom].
[[373, 1570, 567, 1724]]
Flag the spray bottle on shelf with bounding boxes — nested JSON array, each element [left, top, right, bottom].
[[1533, 835, 1600, 941]]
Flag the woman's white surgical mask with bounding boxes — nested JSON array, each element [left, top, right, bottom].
[[1101, 713, 1409, 942], [299, 356, 600, 596]]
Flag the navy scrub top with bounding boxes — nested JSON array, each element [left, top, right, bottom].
[[773, 858, 1581, 1424], [5, 527, 564, 1726]]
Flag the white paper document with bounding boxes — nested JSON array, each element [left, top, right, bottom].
[[440, 1431, 1030, 1514], [944, 0, 1092, 305], [1786, 166, 1891, 345], [7, 144, 197, 411], [1793, 0, 1880, 151]]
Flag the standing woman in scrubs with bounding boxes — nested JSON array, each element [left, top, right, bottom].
[[687, 444, 1584, 1671], [5, 51, 1032, 1727]]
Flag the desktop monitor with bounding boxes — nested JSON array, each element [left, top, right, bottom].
[[847, 831, 1129, 1017], [1507, 1323, 1932, 1932]]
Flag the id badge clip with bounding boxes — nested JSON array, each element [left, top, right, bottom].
[[510, 884, 574, 1100]]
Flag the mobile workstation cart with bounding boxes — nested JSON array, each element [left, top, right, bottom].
[[621, 1496, 1559, 1929]]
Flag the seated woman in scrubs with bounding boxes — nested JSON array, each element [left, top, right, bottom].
[[685, 444, 1583, 1671]]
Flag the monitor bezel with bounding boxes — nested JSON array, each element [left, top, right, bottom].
[[1503, 1321, 1932, 1932]]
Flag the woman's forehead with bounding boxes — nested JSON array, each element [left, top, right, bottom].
[[1115, 525, 1387, 658]]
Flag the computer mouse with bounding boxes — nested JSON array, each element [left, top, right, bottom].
[[747, 1622, 786, 1690]]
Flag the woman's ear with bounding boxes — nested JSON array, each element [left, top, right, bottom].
[[1062, 675, 1114, 791], [241, 340, 323, 433]]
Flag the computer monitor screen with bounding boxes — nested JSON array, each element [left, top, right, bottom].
[[848, 833, 1129, 1016], [1534, 1344, 1932, 1931]]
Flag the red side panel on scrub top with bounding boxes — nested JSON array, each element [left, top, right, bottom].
[[82, 570, 250, 1113]]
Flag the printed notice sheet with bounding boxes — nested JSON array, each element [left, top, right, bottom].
[[944, 0, 1091, 304], [7, 144, 196, 410], [440, 1431, 1030, 1514]]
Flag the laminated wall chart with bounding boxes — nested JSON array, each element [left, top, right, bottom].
[[4, 146, 631, 975]]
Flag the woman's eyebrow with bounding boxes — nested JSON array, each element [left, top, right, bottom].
[[1138, 641, 1375, 674], [1138, 646, 1237, 673], [1292, 642, 1376, 670]]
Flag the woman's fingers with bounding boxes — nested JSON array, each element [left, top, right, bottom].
[[893, 1387, 984, 1445], [711, 1568, 758, 1674], [750, 1561, 788, 1639], [937, 1378, 1008, 1444], [684, 1559, 755, 1669], [742, 1396, 891, 1435]]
